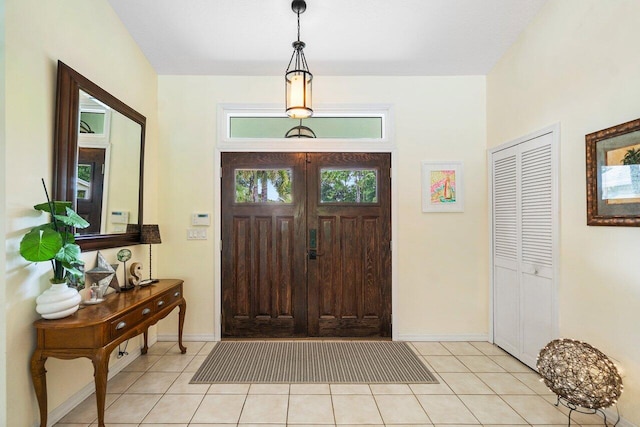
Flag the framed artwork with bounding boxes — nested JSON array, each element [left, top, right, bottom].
[[421, 161, 464, 212], [586, 117, 640, 226]]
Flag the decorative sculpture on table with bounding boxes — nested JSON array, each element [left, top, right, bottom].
[[116, 248, 135, 291], [85, 252, 119, 299], [537, 338, 623, 426], [128, 262, 143, 287]]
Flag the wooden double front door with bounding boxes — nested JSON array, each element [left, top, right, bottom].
[[221, 152, 391, 338]]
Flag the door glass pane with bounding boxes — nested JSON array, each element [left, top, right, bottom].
[[77, 163, 92, 200], [235, 169, 293, 203], [320, 169, 378, 203]]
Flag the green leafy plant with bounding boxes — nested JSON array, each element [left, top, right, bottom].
[[19, 180, 90, 284], [622, 147, 640, 165]]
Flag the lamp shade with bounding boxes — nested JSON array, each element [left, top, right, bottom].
[[286, 68, 312, 119], [140, 224, 161, 245]]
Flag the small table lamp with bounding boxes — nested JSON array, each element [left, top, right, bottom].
[[140, 224, 161, 285]]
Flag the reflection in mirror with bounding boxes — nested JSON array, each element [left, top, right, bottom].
[[76, 91, 141, 235], [54, 61, 145, 250]]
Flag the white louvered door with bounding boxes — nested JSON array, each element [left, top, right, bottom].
[[490, 129, 558, 370]]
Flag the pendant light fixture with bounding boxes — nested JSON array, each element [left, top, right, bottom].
[[285, 0, 313, 119], [285, 119, 317, 138]]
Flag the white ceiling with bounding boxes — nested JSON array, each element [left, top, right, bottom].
[[107, 0, 546, 76]]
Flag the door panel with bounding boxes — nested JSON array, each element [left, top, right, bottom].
[[307, 153, 391, 337], [222, 153, 307, 337], [222, 152, 391, 338], [77, 147, 106, 234]]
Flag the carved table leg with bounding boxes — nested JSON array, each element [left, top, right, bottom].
[[178, 300, 187, 354], [142, 329, 149, 355], [30, 349, 48, 427], [91, 348, 110, 427]]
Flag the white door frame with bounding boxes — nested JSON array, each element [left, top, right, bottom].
[[212, 104, 398, 340], [487, 123, 561, 350]]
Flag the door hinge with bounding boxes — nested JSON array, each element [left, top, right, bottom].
[[220, 240, 223, 251], [390, 240, 392, 251], [220, 166, 223, 178]]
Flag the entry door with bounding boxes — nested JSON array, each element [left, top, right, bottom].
[[77, 147, 106, 234], [491, 129, 558, 369], [221, 152, 391, 338]]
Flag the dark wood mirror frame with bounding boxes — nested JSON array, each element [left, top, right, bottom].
[[54, 61, 145, 250]]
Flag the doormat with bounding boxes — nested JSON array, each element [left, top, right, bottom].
[[190, 341, 438, 384]]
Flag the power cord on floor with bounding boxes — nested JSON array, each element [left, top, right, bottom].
[[117, 340, 129, 358]]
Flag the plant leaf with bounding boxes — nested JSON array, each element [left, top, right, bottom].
[[34, 201, 72, 214], [54, 243, 83, 265], [54, 208, 90, 229], [19, 228, 63, 262]]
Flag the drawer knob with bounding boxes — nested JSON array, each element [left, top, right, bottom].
[[174, 291, 180, 297], [157, 300, 165, 307], [142, 308, 151, 315], [115, 321, 127, 330]]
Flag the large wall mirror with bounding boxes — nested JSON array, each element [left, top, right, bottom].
[[54, 61, 145, 251]]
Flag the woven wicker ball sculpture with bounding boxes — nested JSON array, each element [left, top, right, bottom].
[[537, 339, 623, 410]]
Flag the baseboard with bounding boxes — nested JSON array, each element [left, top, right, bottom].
[[397, 333, 490, 342], [601, 407, 637, 427], [157, 333, 219, 342], [46, 347, 142, 427]]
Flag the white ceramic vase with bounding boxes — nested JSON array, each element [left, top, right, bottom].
[[36, 282, 81, 319]]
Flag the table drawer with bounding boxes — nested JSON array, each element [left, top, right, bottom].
[[153, 286, 183, 312], [109, 302, 155, 339]]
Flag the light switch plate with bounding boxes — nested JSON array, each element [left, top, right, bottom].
[[187, 228, 207, 240]]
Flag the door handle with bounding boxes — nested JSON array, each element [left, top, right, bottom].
[[308, 249, 324, 260]]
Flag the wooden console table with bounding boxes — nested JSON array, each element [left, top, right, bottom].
[[30, 279, 187, 427]]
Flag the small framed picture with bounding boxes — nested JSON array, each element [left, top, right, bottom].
[[421, 161, 464, 212]]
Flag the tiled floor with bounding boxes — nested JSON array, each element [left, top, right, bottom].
[[54, 340, 606, 426]]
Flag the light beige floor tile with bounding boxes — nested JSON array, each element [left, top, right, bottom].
[[287, 394, 335, 424], [330, 384, 372, 394], [439, 373, 494, 394], [239, 394, 289, 424], [423, 356, 469, 373], [375, 394, 431, 424], [332, 394, 384, 424], [191, 394, 247, 423], [125, 371, 180, 394], [458, 395, 527, 424], [416, 395, 478, 424], [198, 341, 217, 355], [184, 354, 208, 372], [122, 355, 161, 372], [147, 354, 194, 372], [54, 423, 92, 427], [369, 383, 413, 394], [289, 383, 331, 394], [166, 372, 210, 394], [440, 342, 483, 355], [456, 355, 505, 372], [208, 383, 251, 394], [141, 393, 203, 423], [168, 340, 205, 355], [138, 424, 188, 427], [58, 393, 119, 423], [433, 425, 479, 427], [539, 395, 604, 425], [409, 376, 454, 395], [248, 383, 290, 394], [106, 371, 143, 394], [470, 342, 507, 356], [239, 424, 286, 427], [501, 395, 569, 424], [88, 424, 140, 427], [103, 393, 162, 424], [411, 342, 451, 356], [513, 372, 555, 394], [477, 372, 537, 394], [489, 355, 533, 373], [190, 424, 238, 427], [145, 341, 175, 355], [385, 425, 433, 427]]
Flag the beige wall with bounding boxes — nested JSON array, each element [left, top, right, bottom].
[[156, 75, 489, 340], [4, 0, 158, 425], [0, 0, 7, 423], [487, 0, 640, 422]]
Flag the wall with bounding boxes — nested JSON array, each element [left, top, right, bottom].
[[0, 0, 7, 422], [4, 0, 158, 425], [156, 75, 488, 340], [487, 0, 640, 423]]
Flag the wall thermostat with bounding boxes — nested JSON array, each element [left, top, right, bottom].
[[192, 212, 210, 226]]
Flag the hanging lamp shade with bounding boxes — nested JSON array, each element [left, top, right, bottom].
[[285, 0, 313, 119]]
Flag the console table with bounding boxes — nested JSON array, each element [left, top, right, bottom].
[[30, 279, 187, 427]]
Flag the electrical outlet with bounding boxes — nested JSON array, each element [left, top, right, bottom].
[[187, 228, 207, 240]]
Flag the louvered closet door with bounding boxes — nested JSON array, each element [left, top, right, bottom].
[[491, 130, 557, 370]]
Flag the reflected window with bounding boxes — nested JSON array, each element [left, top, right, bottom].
[[320, 169, 378, 203], [77, 164, 92, 200], [235, 169, 293, 203]]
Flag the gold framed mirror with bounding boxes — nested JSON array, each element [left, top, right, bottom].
[[53, 61, 145, 250]]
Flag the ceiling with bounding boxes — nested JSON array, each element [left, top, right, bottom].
[[107, 0, 547, 76]]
